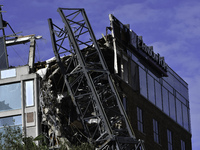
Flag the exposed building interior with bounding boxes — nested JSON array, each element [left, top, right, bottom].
[[0, 6, 191, 150]]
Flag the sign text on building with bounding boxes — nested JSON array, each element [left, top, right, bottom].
[[137, 36, 168, 71]]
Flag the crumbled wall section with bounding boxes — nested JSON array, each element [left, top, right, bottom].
[[39, 57, 84, 148]]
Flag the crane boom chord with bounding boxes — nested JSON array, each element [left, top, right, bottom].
[[48, 8, 145, 150]]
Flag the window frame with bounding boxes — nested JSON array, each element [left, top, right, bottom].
[[24, 80, 35, 107], [0, 68, 16, 79], [181, 140, 185, 150], [153, 119, 160, 144], [0, 115, 22, 132], [139, 67, 147, 98], [137, 107, 144, 133], [167, 129, 173, 150], [0, 82, 22, 111]]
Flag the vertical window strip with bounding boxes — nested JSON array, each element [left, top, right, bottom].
[[137, 107, 143, 133], [181, 140, 185, 150], [25, 80, 34, 107], [167, 129, 173, 150], [153, 119, 159, 143]]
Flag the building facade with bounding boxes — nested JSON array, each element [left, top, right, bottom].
[[0, 10, 192, 149], [106, 14, 192, 150], [0, 66, 40, 138]]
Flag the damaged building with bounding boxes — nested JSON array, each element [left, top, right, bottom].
[[0, 7, 191, 150]]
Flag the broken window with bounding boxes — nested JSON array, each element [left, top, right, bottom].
[[0, 82, 21, 111]]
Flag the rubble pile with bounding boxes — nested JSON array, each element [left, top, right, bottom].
[[38, 56, 86, 148]]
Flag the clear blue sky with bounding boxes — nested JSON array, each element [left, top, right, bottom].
[[1, 0, 200, 149]]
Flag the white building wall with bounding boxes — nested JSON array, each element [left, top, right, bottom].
[[0, 66, 40, 138]]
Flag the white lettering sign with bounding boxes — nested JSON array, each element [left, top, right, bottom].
[[137, 36, 168, 71]]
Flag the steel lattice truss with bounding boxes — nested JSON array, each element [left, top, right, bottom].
[[48, 8, 145, 150]]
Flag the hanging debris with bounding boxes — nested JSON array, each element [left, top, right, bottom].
[[39, 56, 85, 149]]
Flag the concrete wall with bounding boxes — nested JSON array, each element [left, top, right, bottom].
[[0, 66, 40, 138]]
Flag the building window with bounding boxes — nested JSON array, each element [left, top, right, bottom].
[[162, 86, 169, 116], [182, 104, 190, 131], [0, 115, 22, 132], [0, 115, 22, 145], [147, 74, 155, 104], [167, 129, 173, 150], [137, 107, 143, 133], [0, 82, 21, 111], [176, 99, 183, 126], [181, 140, 185, 150], [0, 68, 16, 79], [155, 81, 162, 110], [169, 93, 176, 121], [0, 115, 22, 127], [139, 67, 147, 98], [122, 58, 128, 83], [153, 119, 159, 143], [25, 80, 34, 106], [130, 61, 139, 91]]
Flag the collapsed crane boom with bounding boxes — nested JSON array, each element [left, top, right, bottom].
[[48, 8, 145, 150]]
